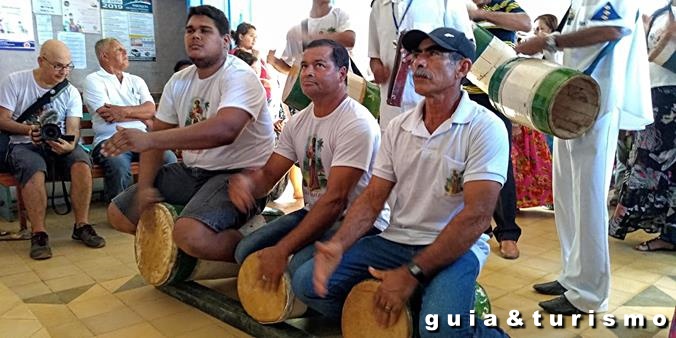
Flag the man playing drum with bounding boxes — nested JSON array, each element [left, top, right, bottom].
[[516, 0, 652, 314], [103, 5, 275, 262], [294, 28, 509, 337], [230, 39, 388, 290]]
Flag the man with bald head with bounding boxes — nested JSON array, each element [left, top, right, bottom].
[[0, 39, 105, 260], [84, 38, 176, 202]]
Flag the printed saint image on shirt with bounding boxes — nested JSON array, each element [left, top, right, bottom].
[[186, 98, 209, 126], [445, 169, 464, 195], [303, 135, 327, 192]]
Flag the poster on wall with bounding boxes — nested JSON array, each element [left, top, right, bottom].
[[35, 15, 54, 45], [101, 0, 155, 61], [57, 31, 86, 69], [62, 0, 102, 34], [32, 0, 62, 15], [0, 1, 36, 51]]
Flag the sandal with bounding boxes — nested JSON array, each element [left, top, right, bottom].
[[635, 237, 676, 252]]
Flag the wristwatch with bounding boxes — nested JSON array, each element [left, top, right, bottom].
[[407, 261, 426, 283], [544, 34, 560, 53]]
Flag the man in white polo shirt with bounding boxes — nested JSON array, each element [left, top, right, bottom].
[[102, 5, 274, 262], [294, 28, 509, 337], [83, 38, 176, 202]]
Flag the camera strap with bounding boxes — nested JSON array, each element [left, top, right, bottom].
[[16, 79, 70, 124]]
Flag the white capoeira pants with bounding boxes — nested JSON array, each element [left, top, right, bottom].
[[553, 109, 620, 312]]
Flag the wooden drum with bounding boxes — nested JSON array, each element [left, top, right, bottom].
[[488, 57, 601, 139], [237, 251, 307, 323], [467, 24, 517, 94], [135, 203, 265, 286], [282, 64, 381, 118], [342, 280, 492, 338]]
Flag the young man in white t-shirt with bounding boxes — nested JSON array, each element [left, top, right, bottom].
[[0, 40, 105, 260], [267, 0, 355, 74], [103, 5, 275, 262], [296, 28, 510, 337], [83, 38, 177, 202], [228, 39, 388, 290]]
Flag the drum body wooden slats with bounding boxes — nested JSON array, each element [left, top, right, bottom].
[[135, 203, 265, 286], [467, 24, 517, 94], [237, 251, 307, 324], [488, 57, 601, 139]]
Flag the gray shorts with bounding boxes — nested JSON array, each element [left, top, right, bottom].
[[8, 143, 92, 186], [112, 162, 268, 232]]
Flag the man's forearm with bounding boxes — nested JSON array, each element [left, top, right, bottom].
[[555, 26, 626, 49], [329, 188, 384, 251], [147, 115, 244, 150], [312, 31, 356, 48], [412, 210, 491, 277], [125, 101, 156, 120], [277, 194, 347, 255], [474, 11, 531, 32], [0, 120, 32, 136], [137, 149, 165, 189]]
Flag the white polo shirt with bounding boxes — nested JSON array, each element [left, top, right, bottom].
[[563, 0, 652, 130], [368, 0, 474, 130], [373, 90, 508, 269], [83, 68, 154, 146]]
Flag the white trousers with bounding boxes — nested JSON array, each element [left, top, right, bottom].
[[553, 110, 619, 312]]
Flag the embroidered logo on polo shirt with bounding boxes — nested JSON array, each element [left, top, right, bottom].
[[591, 2, 622, 21], [445, 169, 464, 195]]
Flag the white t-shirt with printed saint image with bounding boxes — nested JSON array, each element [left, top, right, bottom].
[[155, 56, 274, 171], [0, 70, 82, 145], [274, 96, 389, 231]]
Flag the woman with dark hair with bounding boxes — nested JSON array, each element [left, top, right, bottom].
[[230, 23, 272, 101]]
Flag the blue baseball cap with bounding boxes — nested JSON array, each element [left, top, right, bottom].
[[402, 27, 476, 61]]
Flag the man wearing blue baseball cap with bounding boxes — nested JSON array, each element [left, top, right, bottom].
[[293, 27, 510, 337]]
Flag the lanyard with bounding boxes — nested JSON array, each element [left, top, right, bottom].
[[392, 0, 414, 34]]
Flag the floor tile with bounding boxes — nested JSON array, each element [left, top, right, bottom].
[[26, 304, 78, 328], [95, 322, 165, 338], [80, 307, 144, 335], [67, 294, 126, 319], [0, 319, 43, 338], [149, 310, 215, 337], [43, 273, 95, 293], [45, 320, 93, 338]]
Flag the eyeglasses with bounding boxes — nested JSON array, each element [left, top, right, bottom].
[[41, 57, 75, 72]]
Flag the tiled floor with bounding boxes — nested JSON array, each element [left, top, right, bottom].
[[0, 196, 673, 337]]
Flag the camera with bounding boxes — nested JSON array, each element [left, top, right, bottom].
[[40, 123, 63, 142]]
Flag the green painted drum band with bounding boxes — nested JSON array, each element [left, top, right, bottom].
[[285, 77, 312, 111], [531, 68, 581, 136], [167, 251, 198, 285], [474, 283, 492, 319], [487, 57, 521, 104], [473, 25, 495, 59], [363, 82, 381, 119]]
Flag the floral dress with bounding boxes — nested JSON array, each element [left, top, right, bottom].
[[511, 126, 553, 208]]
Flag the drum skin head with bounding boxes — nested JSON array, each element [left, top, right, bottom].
[[237, 252, 294, 324], [135, 203, 178, 286], [342, 280, 412, 338]]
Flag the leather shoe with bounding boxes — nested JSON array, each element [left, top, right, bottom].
[[533, 280, 567, 295], [499, 240, 519, 259], [539, 295, 583, 315]]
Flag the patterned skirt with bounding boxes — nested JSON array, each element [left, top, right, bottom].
[[511, 126, 553, 208], [609, 86, 676, 240]]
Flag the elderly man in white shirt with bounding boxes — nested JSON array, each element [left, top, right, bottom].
[[83, 38, 176, 202]]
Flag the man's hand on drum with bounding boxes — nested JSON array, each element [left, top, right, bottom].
[[312, 240, 343, 298], [514, 36, 546, 55], [368, 266, 418, 329], [228, 174, 257, 213], [101, 126, 154, 156], [135, 186, 163, 215], [256, 246, 289, 291]]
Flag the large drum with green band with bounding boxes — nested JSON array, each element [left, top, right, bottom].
[[341, 280, 492, 338], [135, 203, 266, 286], [467, 24, 517, 94], [488, 57, 601, 139], [282, 63, 381, 118]]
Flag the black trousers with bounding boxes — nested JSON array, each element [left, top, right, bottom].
[[469, 93, 521, 242]]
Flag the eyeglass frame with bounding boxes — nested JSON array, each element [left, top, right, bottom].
[[40, 56, 75, 72]]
